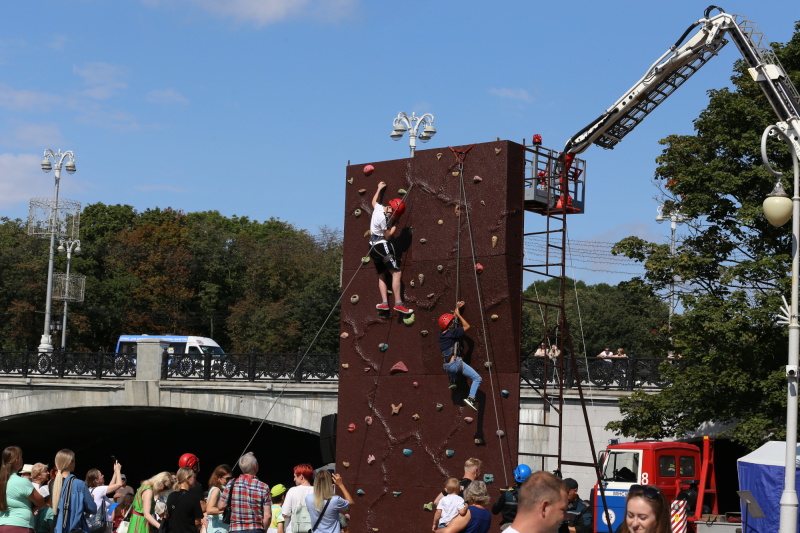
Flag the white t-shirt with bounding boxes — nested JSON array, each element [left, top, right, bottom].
[[370, 205, 388, 244], [436, 493, 466, 526], [282, 485, 314, 533], [90, 486, 112, 522]]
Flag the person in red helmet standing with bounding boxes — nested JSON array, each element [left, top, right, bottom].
[[369, 181, 413, 315], [178, 454, 205, 509], [439, 301, 481, 411]]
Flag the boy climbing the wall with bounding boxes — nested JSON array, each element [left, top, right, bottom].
[[439, 301, 482, 411], [370, 181, 413, 314]]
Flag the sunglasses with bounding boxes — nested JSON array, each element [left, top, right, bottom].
[[629, 485, 661, 500]]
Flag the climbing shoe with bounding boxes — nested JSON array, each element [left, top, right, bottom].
[[464, 397, 478, 411], [393, 303, 413, 314], [376, 302, 390, 310]]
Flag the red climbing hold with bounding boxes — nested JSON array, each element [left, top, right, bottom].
[[475, 263, 484, 274], [390, 361, 409, 374], [363, 164, 375, 176]]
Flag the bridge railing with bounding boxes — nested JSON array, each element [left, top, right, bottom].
[[0, 350, 675, 390], [0, 349, 136, 379], [520, 356, 677, 390]]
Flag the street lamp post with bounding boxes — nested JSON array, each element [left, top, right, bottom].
[[57, 238, 81, 350], [390, 112, 436, 157], [38, 149, 76, 353], [761, 123, 800, 533], [655, 205, 686, 331]]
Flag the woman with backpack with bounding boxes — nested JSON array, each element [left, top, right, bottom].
[[51, 449, 97, 533]]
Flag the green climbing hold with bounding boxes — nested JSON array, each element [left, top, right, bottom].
[[403, 313, 415, 326]]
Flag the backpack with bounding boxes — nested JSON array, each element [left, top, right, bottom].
[[86, 488, 106, 533], [291, 501, 312, 533]]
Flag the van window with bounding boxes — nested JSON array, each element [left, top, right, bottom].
[[679, 456, 696, 477], [659, 456, 676, 477], [188, 346, 202, 355], [603, 451, 639, 482]]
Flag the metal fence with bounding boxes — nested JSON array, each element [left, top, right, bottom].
[[0, 350, 675, 389]]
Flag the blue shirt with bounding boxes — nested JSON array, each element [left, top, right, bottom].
[[439, 327, 465, 353], [463, 506, 491, 533], [304, 495, 348, 533]]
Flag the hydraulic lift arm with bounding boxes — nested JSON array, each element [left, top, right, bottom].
[[563, 5, 800, 161]]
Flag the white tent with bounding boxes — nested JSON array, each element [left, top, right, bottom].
[[737, 441, 800, 533]]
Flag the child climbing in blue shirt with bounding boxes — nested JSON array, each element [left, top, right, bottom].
[[438, 301, 482, 411]]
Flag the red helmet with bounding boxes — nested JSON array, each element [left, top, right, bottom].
[[438, 313, 455, 331], [388, 198, 406, 217], [178, 453, 200, 469]]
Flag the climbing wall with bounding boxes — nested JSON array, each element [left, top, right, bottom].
[[338, 140, 524, 532]]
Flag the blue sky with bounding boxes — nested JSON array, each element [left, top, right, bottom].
[[1, 0, 796, 286]]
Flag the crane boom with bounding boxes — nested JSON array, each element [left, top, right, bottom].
[[563, 5, 800, 160]]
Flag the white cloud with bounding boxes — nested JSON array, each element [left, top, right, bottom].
[[0, 83, 63, 111], [0, 153, 46, 209], [49, 35, 68, 52], [488, 87, 533, 103], [73, 62, 129, 100], [149, 0, 357, 26], [146, 89, 189, 106], [1, 123, 64, 149]]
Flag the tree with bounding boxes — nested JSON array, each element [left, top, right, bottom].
[[607, 23, 800, 450]]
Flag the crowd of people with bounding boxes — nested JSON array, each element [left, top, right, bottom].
[[0, 448, 352, 533], [2, 445, 674, 533]]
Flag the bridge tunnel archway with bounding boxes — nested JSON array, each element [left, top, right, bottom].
[[0, 407, 323, 487]]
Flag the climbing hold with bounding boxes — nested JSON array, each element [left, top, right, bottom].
[[491, 314, 499, 321], [412, 381, 419, 388], [484, 361, 492, 369], [446, 449, 455, 458], [372, 529, 379, 532], [438, 219, 443, 225], [464, 417, 474, 424], [473, 175, 482, 183], [474, 438, 484, 445], [391, 403, 403, 415], [367, 455, 375, 464], [436, 403, 443, 411], [452, 171, 460, 177], [501, 389, 509, 398], [419, 238, 427, 244], [361, 256, 371, 264], [496, 430, 505, 438], [347, 177, 354, 184], [398, 188, 407, 196], [364, 367, 370, 372], [363, 164, 375, 176], [495, 148, 501, 155], [379, 343, 389, 352], [480, 200, 485, 206], [358, 188, 367, 195], [412, 413, 420, 421], [363, 230, 370, 238], [348, 423, 356, 433], [492, 236, 498, 248], [427, 293, 434, 299], [340, 332, 349, 339], [350, 295, 359, 304], [454, 205, 461, 216], [402, 313, 415, 326], [475, 263, 484, 274], [365, 416, 373, 425], [341, 363, 349, 369], [357, 489, 365, 495], [392, 491, 402, 498], [342, 462, 350, 468], [390, 361, 409, 374], [436, 153, 443, 160], [403, 449, 412, 456], [354, 209, 362, 217], [418, 273, 425, 286], [421, 330, 429, 337], [437, 265, 444, 272], [484, 474, 495, 484], [423, 502, 434, 511], [410, 280, 414, 287]]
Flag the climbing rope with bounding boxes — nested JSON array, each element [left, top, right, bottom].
[[449, 147, 510, 487]]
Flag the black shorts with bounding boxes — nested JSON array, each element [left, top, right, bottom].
[[370, 241, 400, 274]]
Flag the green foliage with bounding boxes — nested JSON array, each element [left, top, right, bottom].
[[607, 24, 800, 450], [0, 205, 342, 354], [522, 277, 668, 358]]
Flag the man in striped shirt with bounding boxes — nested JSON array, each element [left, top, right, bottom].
[[219, 453, 272, 533]]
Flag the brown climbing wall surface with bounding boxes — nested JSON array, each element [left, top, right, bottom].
[[338, 140, 523, 532]]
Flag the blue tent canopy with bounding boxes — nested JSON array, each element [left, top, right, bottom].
[[737, 441, 800, 533]]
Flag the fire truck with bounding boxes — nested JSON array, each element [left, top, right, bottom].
[[592, 437, 739, 532]]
